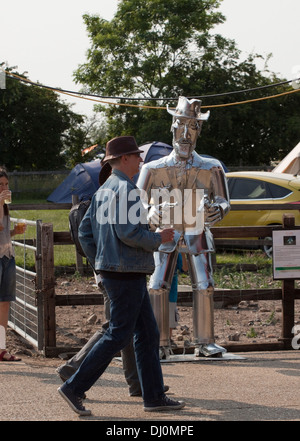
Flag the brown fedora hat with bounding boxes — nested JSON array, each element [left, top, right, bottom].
[[102, 136, 144, 163]]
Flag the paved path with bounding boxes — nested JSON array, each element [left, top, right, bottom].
[[1, 350, 299, 423]]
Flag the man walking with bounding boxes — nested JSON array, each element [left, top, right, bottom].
[[58, 136, 186, 416]]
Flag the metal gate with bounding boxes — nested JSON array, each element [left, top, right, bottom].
[[8, 218, 44, 350]]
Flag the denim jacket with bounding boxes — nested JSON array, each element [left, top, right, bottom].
[[78, 169, 162, 274]]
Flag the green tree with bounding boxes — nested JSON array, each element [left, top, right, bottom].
[[0, 66, 87, 170], [74, 0, 300, 166], [62, 114, 107, 168]]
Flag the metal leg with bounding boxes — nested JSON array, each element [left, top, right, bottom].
[[149, 250, 178, 353], [187, 253, 226, 357]]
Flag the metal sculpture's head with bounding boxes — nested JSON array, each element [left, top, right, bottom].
[[167, 96, 210, 159]]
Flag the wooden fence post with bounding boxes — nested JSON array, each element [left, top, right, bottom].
[[41, 223, 56, 351], [281, 214, 296, 349]]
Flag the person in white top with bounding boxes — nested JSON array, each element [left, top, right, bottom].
[[0, 166, 26, 362]]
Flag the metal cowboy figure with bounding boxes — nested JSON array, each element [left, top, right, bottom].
[[137, 96, 230, 357]]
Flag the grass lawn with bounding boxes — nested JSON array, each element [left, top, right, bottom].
[[10, 207, 79, 270]]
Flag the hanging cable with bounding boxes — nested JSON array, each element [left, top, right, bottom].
[[10, 76, 298, 100], [2, 67, 300, 110], [57, 86, 300, 110], [4, 68, 300, 100]]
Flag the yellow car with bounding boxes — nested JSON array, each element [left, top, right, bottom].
[[216, 171, 300, 255]]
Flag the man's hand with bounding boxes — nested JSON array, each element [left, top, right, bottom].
[[159, 228, 175, 243]]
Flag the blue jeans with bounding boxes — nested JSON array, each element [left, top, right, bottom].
[[66, 275, 165, 403]]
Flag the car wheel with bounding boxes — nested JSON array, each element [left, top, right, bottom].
[[261, 224, 281, 258], [262, 237, 273, 258]]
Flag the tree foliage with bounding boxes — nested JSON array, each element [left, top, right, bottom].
[[0, 66, 89, 170], [74, 0, 300, 166]]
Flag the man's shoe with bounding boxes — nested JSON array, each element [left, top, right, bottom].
[[130, 385, 169, 397], [144, 395, 185, 412], [58, 383, 91, 416], [56, 368, 87, 399]]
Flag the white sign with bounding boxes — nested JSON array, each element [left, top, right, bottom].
[[273, 230, 300, 279]]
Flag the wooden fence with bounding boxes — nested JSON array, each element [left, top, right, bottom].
[[51, 219, 300, 357], [10, 202, 300, 356]]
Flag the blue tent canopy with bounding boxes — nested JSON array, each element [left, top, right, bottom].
[[47, 160, 101, 203]]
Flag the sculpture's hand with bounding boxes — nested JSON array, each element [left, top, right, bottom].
[[205, 202, 223, 227], [147, 201, 178, 227]]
